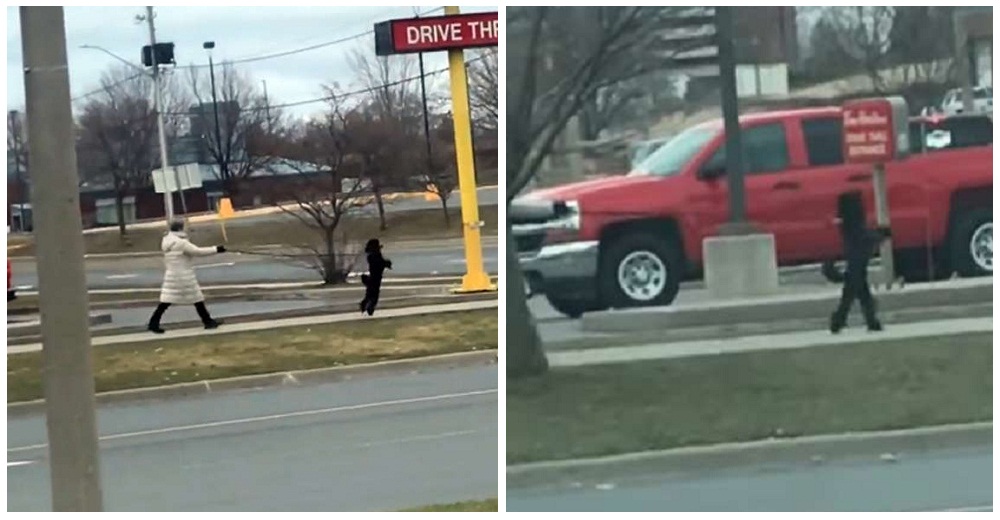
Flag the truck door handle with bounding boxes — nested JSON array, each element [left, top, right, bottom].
[[773, 181, 800, 190], [848, 174, 870, 183]]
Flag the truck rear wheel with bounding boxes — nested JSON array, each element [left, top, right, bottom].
[[951, 208, 992, 277], [599, 233, 682, 309]]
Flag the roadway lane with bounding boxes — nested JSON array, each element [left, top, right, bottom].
[[8, 365, 498, 512], [11, 244, 499, 290], [507, 443, 992, 512], [224, 186, 499, 229]]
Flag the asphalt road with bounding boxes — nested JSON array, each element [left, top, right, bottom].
[[11, 243, 498, 290], [8, 364, 498, 512], [507, 443, 992, 512]]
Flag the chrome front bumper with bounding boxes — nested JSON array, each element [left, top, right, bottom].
[[518, 240, 600, 298]]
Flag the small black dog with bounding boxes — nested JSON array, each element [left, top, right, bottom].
[[830, 192, 891, 334], [360, 238, 392, 316]]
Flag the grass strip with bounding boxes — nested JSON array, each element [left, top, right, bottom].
[[507, 333, 992, 464], [9, 309, 497, 403], [402, 498, 498, 512]]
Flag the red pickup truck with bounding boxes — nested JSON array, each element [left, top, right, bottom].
[[513, 107, 992, 318]]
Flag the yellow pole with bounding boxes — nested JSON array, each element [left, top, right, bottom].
[[445, 5, 495, 293]]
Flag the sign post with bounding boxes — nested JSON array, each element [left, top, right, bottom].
[[217, 197, 234, 242], [375, 7, 498, 293], [842, 97, 910, 289]]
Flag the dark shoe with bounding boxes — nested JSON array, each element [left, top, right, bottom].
[[359, 301, 367, 314], [366, 307, 375, 316], [829, 315, 844, 334], [867, 322, 883, 332], [148, 325, 165, 334], [204, 319, 223, 330]]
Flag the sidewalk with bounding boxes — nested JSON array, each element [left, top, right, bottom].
[[549, 317, 992, 368], [7, 299, 498, 355]]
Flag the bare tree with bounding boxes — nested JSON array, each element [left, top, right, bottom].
[[7, 109, 29, 230], [76, 66, 185, 238], [349, 48, 424, 230], [468, 48, 498, 132], [421, 113, 460, 226], [270, 101, 375, 285], [507, 7, 680, 377], [188, 62, 283, 199]]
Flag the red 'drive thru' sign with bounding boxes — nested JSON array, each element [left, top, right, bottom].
[[388, 12, 498, 54], [842, 97, 910, 164]]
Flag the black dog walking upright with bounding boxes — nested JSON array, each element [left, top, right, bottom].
[[830, 192, 891, 334], [360, 238, 392, 316]]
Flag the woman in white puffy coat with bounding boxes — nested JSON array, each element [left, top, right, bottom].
[[147, 219, 227, 334]]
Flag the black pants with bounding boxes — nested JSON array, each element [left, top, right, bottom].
[[360, 276, 382, 315], [148, 301, 213, 328], [831, 264, 880, 329]]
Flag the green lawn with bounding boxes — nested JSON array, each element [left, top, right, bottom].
[[9, 309, 498, 403], [402, 498, 498, 512], [507, 333, 992, 464]]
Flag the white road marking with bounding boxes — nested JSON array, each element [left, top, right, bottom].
[[8, 388, 497, 453], [931, 505, 992, 512], [360, 429, 479, 449], [6, 460, 35, 468], [105, 274, 138, 280], [194, 262, 236, 270]]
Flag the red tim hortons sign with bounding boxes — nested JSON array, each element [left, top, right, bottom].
[[375, 12, 498, 56], [842, 97, 910, 164]]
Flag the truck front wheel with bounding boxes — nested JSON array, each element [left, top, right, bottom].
[[545, 296, 603, 319], [599, 233, 682, 309], [951, 208, 992, 277]]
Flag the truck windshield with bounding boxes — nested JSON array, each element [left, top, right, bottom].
[[629, 126, 717, 177]]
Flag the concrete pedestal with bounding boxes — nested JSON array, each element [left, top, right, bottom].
[[703, 233, 779, 299]]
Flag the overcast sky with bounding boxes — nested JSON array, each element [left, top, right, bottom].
[[6, 5, 496, 118]]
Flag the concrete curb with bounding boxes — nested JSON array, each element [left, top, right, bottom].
[[547, 302, 994, 352], [506, 422, 993, 489], [7, 349, 498, 416], [583, 278, 991, 333]]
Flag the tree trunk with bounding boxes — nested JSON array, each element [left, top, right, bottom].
[[114, 190, 127, 240], [506, 221, 549, 378], [373, 183, 387, 231], [322, 228, 338, 285]]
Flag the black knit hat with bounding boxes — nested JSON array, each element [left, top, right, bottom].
[[364, 238, 382, 253]]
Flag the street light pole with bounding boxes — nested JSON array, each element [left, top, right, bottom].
[[203, 42, 226, 189], [19, 6, 104, 511], [715, 6, 748, 229]]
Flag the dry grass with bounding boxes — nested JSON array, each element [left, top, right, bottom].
[[8, 205, 498, 257], [402, 498, 498, 512], [8, 309, 497, 402]]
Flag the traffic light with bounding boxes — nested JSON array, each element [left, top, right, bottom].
[[141, 42, 175, 67]]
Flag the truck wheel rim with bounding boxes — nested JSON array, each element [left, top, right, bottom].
[[970, 222, 992, 272], [617, 251, 667, 302]]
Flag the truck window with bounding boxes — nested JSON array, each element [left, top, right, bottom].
[[801, 118, 844, 166], [702, 123, 790, 175], [910, 117, 993, 152], [631, 126, 717, 177]]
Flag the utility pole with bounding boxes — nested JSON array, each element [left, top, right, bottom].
[[414, 8, 434, 187], [145, 5, 183, 220], [262, 79, 272, 132], [19, 6, 104, 511]]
